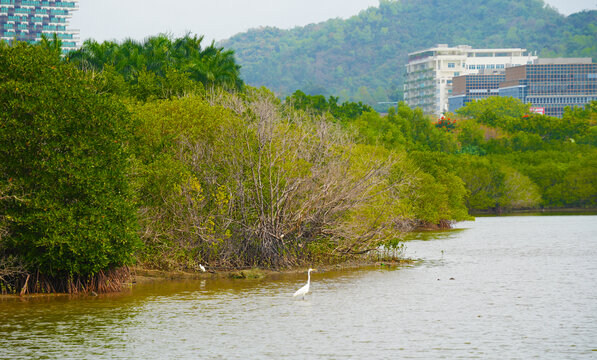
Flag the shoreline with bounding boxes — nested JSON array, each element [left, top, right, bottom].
[[3, 209, 593, 299]]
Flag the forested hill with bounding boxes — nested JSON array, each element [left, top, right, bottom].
[[220, 0, 596, 107]]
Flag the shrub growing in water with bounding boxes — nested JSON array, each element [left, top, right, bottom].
[[131, 88, 420, 269]]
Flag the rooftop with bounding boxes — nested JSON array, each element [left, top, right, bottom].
[[533, 58, 593, 65]]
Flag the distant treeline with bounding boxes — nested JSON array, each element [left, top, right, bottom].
[[288, 90, 597, 211]]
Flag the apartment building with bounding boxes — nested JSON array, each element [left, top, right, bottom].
[[404, 44, 537, 117], [0, 0, 79, 52]]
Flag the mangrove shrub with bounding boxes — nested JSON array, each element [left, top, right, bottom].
[[0, 44, 140, 281]]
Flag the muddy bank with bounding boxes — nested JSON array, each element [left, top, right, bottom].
[[1, 259, 415, 300]]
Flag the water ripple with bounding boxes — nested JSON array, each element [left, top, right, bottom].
[[1, 215, 596, 359]]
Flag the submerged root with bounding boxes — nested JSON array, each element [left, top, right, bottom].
[[1, 267, 132, 295]]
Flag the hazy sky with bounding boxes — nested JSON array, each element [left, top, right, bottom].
[[70, 0, 596, 43]]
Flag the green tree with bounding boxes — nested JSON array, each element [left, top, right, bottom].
[[406, 152, 471, 223], [499, 166, 542, 209], [285, 90, 373, 122]]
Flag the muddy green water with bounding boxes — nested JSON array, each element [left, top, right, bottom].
[[1, 215, 596, 359]]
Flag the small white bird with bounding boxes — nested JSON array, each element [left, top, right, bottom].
[[199, 264, 206, 272], [293, 268, 317, 300]]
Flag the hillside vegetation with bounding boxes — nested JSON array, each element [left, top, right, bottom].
[[221, 0, 597, 107]]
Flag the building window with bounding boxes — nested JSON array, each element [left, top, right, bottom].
[[448, 62, 455, 68]]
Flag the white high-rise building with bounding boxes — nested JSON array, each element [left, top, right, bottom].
[[404, 44, 537, 117]]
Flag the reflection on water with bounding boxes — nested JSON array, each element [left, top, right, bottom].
[[403, 227, 467, 241], [1, 216, 596, 359]]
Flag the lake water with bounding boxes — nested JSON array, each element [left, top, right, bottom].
[[1, 215, 596, 359]]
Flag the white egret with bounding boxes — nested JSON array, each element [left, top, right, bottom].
[[293, 268, 317, 300], [199, 264, 206, 272]]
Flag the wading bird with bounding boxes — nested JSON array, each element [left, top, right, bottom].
[[293, 268, 317, 300], [199, 264, 206, 272]]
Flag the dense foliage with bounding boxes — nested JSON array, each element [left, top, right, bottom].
[[2, 29, 595, 294], [0, 43, 140, 292], [1, 40, 471, 293], [286, 90, 374, 121], [221, 0, 596, 108], [130, 90, 431, 269]]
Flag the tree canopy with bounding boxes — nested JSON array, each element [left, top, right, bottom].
[[67, 34, 244, 96]]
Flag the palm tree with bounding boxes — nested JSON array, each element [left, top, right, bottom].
[[142, 34, 172, 76], [39, 33, 62, 56], [67, 39, 119, 73], [114, 38, 145, 79], [67, 33, 244, 91]]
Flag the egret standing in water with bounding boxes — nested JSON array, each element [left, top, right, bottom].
[[293, 268, 317, 300]]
